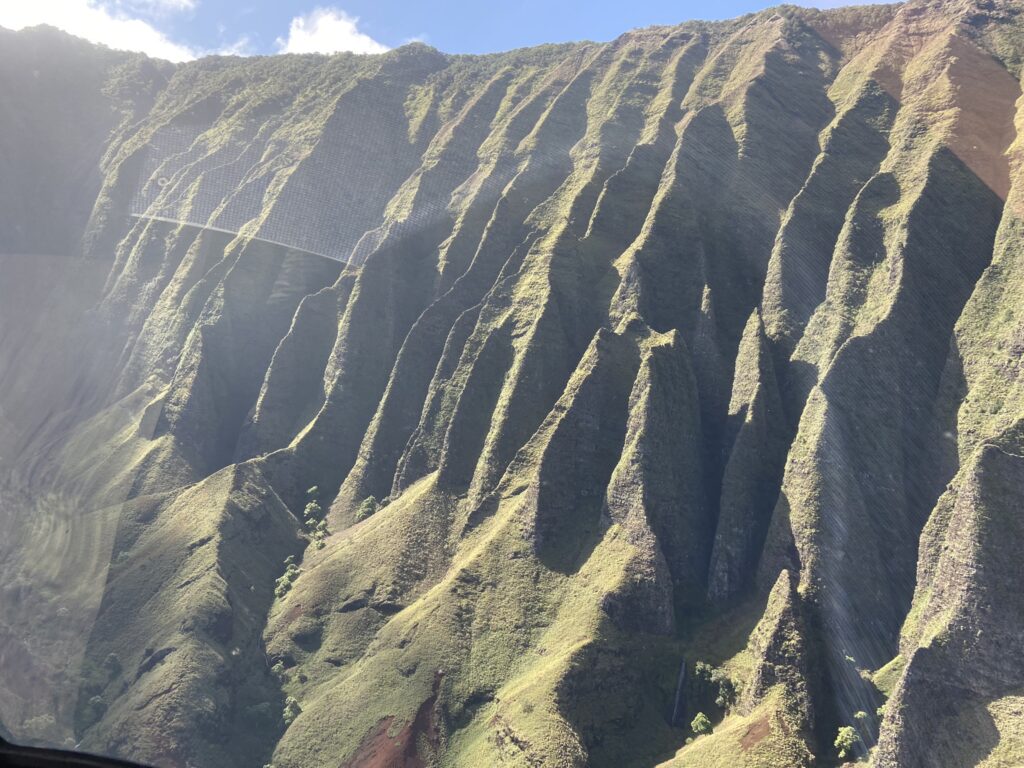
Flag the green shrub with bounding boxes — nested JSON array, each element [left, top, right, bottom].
[[305, 516, 329, 550], [274, 563, 302, 597], [282, 696, 301, 726], [693, 661, 736, 710], [103, 653, 122, 676], [835, 725, 860, 760], [355, 496, 379, 522], [712, 672, 735, 708], [691, 712, 712, 736]]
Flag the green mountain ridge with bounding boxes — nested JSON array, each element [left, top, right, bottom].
[[1, 2, 1023, 765]]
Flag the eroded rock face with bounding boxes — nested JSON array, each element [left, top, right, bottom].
[[742, 571, 812, 723], [875, 435, 1024, 767], [2, 1, 1024, 766]]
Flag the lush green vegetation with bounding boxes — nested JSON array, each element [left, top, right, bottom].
[[835, 725, 860, 761], [691, 712, 713, 736]]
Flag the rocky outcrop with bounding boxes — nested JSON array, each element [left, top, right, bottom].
[[742, 570, 813, 725], [707, 310, 788, 603], [875, 439, 1024, 767]]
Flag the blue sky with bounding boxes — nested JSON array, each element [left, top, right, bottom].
[[0, 0, 857, 61]]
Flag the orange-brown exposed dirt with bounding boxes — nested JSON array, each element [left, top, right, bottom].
[[740, 715, 771, 751], [340, 672, 442, 768]]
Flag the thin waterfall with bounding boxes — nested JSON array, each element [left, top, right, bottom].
[[671, 659, 687, 726]]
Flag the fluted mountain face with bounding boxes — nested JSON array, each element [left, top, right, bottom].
[[1, 2, 1023, 766]]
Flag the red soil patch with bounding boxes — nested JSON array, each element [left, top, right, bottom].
[[740, 715, 770, 751], [341, 672, 442, 768]]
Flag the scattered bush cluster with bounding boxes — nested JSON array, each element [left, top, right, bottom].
[[275, 556, 301, 598], [76, 652, 125, 729], [303, 486, 329, 550], [282, 696, 301, 726], [693, 661, 737, 710], [274, 488, 334, 599], [355, 495, 379, 522]]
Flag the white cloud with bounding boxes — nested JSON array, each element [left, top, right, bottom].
[[216, 34, 253, 56], [0, 0, 198, 61], [277, 8, 388, 55], [114, 0, 199, 16]]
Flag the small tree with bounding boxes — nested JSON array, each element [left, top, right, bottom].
[[690, 711, 712, 736], [835, 725, 860, 760]]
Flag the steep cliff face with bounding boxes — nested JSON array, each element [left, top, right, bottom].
[[1, 1, 1023, 766]]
